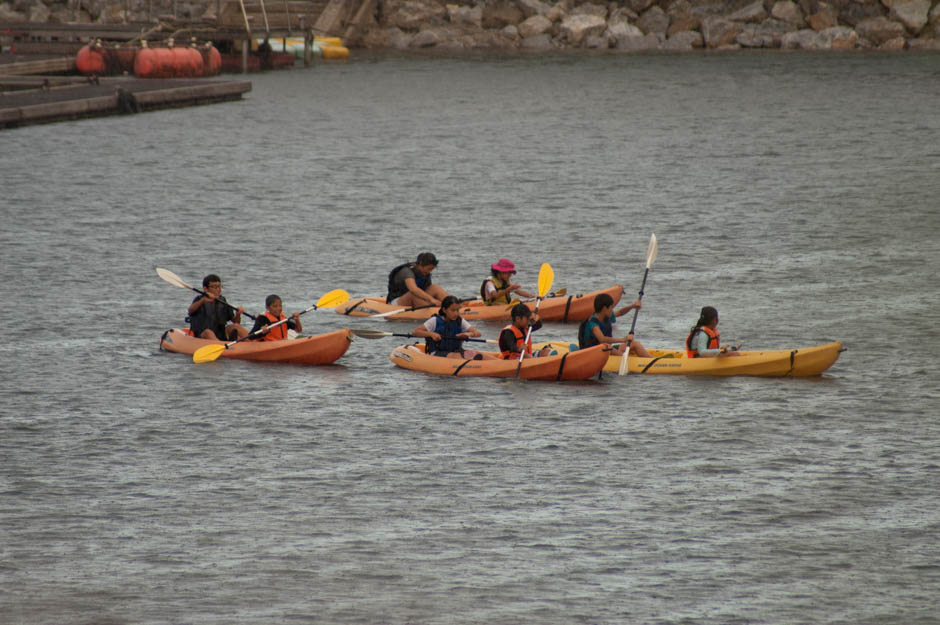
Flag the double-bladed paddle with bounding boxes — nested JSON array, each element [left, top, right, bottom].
[[192, 289, 350, 363], [619, 234, 658, 376], [156, 267, 257, 321], [351, 329, 497, 344], [515, 263, 554, 378], [504, 287, 566, 309], [367, 296, 477, 318]]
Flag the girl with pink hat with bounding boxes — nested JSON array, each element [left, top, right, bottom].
[[481, 258, 536, 306]]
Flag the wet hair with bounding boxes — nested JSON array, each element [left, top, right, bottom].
[[511, 303, 532, 321], [593, 293, 614, 312], [265, 294, 281, 308], [438, 295, 460, 316], [202, 274, 221, 288], [416, 252, 438, 267], [694, 306, 718, 329]]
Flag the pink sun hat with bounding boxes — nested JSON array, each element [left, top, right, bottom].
[[491, 258, 516, 274]]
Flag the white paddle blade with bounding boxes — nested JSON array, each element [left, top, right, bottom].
[[646, 234, 658, 268], [156, 267, 191, 289]]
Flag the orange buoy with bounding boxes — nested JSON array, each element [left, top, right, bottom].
[[76, 43, 106, 75], [133, 41, 158, 78]]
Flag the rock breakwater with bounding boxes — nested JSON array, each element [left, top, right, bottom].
[[2, 0, 939, 52]]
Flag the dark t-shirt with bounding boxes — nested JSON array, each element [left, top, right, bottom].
[[189, 295, 234, 339], [250, 316, 298, 336]]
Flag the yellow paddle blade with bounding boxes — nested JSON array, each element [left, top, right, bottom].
[[316, 289, 350, 309], [193, 344, 226, 364], [537, 263, 554, 298]]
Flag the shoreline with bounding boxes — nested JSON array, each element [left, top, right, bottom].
[[2, 0, 938, 53]]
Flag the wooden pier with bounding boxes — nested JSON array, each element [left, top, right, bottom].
[[0, 0, 373, 71], [0, 74, 251, 129]]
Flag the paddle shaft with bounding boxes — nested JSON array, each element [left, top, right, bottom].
[[357, 330, 495, 344]]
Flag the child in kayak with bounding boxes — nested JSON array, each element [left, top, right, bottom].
[[481, 258, 536, 305], [578, 293, 651, 357], [499, 303, 555, 359], [413, 295, 497, 360], [250, 295, 302, 341], [187, 273, 248, 340], [686, 306, 740, 357]]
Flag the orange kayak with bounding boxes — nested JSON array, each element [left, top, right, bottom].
[[159, 328, 353, 365], [337, 286, 623, 322], [388, 343, 611, 380]]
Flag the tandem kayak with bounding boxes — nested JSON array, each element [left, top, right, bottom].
[[533, 341, 844, 377], [388, 343, 611, 380], [338, 286, 624, 323], [159, 328, 353, 365]]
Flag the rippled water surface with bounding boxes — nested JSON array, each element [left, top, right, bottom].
[[2, 51, 939, 624]]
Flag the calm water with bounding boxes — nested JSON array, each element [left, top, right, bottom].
[[2, 51, 939, 624]]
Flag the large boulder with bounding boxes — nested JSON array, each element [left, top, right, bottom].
[[856, 15, 908, 42], [518, 14, 553, 37], [384, 0, 448, 31], [807, 3, 839, 30], [668, 14, 702, 36], [607, 18, 645, 42], [701, 15, 744, 46], [482, 1, 524, 29], [559, 13, 607, 45], [447, 4, 483, 28], [520, 33, 555, 49], [517, 0, 550, 18], [781, 24, 858, 48], [771, 1, 806, 27], [736, 19, 797, 46], [571, 2, 609, 18], [837, 0, 886, 27], [888, 0, 931, 33], [615, 32, 663, 50], [0, 3, 27, 22], [728, 1, 767, 23], [28, 0, 51, 22], [663, 30, 704, 49], [637, 6, 670, 33]]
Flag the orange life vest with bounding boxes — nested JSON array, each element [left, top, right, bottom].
[[500, 323, 532, 359], [261, 311, 288, 341], [686, 326, 719, 357]]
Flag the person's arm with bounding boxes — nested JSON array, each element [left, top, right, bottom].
[[290, 312, 302, 334], [250, 317, 268, 335], [188, 294, 211, 315], [516, 289, 536, 298], [692, 331, 721, 357], [458, 319, 480, 338], [614, 300, 642, 318], [412, 318, 440, 341], [404, 276, 438, 306]]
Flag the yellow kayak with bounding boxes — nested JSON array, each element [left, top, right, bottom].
[[533, 341, 844, 377]]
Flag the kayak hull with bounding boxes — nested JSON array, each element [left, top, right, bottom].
[[533, 341, 844, 377], [389, 343, 610, 380], [160, 328, 353, 365], [338, 286, 623, 323]]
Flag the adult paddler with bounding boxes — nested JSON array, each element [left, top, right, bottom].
[[386, 252, 450, 308]]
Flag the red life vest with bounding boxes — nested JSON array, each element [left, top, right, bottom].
[[261, 311, 288, 341], [500, 323, 532, 359], [686, 326, 719, 357]]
